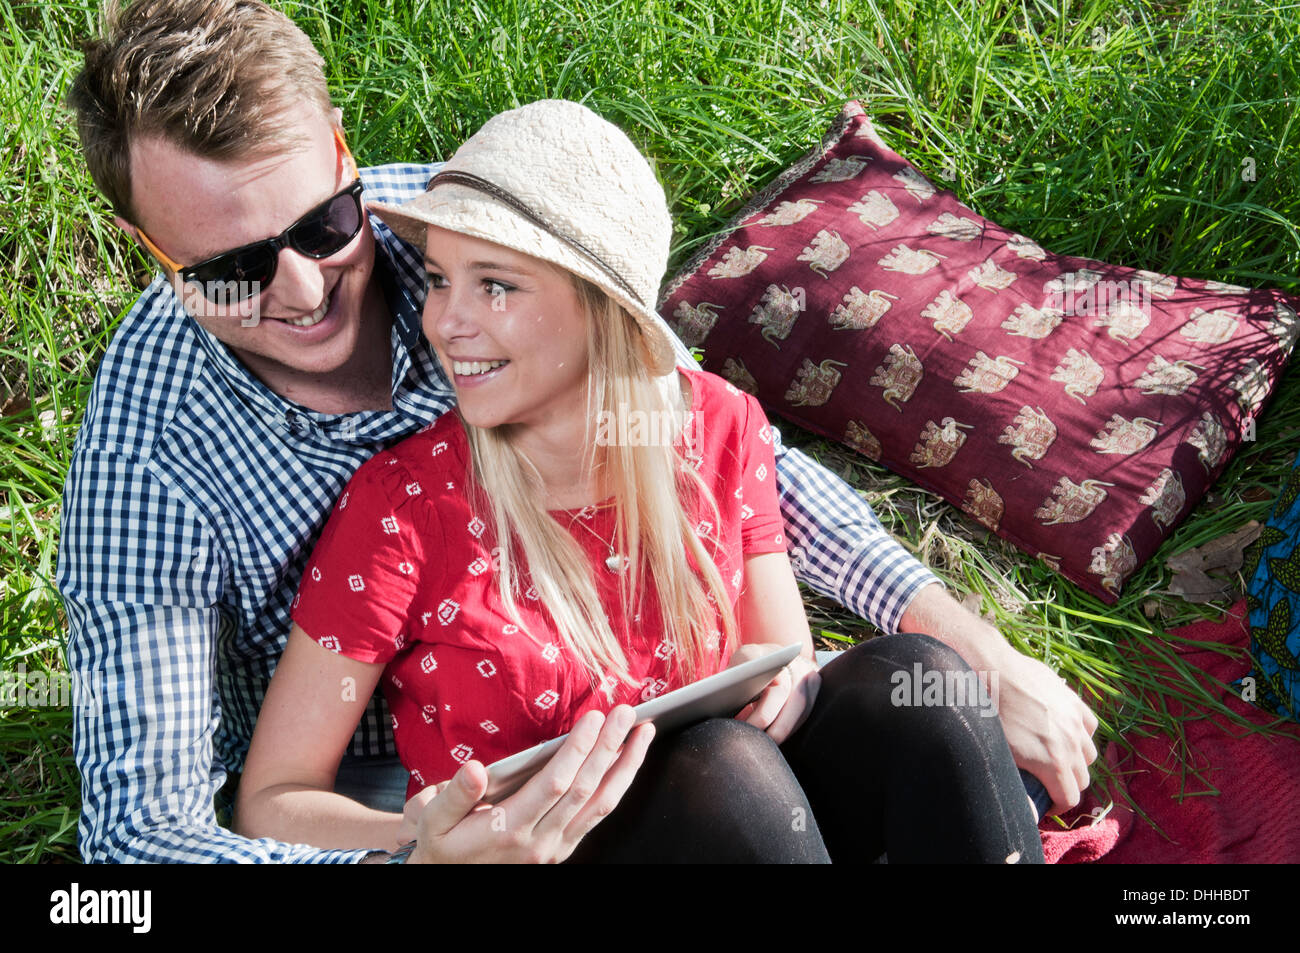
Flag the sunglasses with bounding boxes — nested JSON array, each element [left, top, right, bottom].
[[135, 129, 365, 304]]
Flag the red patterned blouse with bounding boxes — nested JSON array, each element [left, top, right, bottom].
[[291, 367, 787, 797]]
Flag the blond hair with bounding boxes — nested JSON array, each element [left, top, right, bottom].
[[67, 0, 333, 222], [463, 276, 736, 687]]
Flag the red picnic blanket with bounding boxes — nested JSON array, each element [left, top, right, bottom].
[[1040, 599, 1300, 863]]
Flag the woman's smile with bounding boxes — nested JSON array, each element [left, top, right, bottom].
[[453, 358, 509, 374]]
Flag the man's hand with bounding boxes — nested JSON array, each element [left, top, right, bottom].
[[404, 706, 653, 864], [731, 643, 821, 744], [899, 583, 1099, 815], [992, 649, 1099, 814]]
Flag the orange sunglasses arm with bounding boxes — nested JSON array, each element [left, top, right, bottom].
[[134, 225, 184, 275]]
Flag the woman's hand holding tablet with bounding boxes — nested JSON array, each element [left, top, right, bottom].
[[731, 643, 823, 744], [403, 706, 654, 864]]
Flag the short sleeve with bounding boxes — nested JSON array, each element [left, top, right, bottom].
[[737, 393, 786, 555], [291, 453, 436, 665]]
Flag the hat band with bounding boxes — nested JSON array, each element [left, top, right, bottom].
[[425, 170, 645, 308]]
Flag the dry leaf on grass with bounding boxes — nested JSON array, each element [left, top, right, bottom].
[[1241, 486, 1278, 503], [2, 392, 31, 417], [1141, 599, 1178, 621], [1164, 521, 1263, 603]]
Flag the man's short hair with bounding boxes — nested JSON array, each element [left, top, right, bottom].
[[67, 0, 334, 223]]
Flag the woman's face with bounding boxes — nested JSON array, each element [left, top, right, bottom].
[[421, 226, 590, 434]]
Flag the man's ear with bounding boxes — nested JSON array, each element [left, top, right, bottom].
[[332, 106, 344, 129], [113, 215, 139, 240]]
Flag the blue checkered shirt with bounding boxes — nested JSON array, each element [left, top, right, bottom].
[[56, 160, 939, 863]]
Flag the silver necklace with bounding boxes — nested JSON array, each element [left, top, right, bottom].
[[566, 507, 628, 574]]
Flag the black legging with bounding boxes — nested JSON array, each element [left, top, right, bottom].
[[567, 634, 1045, 863]]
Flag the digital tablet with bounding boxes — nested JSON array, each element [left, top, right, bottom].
[[483, 642, 802, 802]]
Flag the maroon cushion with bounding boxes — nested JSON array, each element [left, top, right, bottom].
[[659, 101, 1299, 602]]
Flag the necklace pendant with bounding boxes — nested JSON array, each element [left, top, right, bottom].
[[604, 550, 629, 574]]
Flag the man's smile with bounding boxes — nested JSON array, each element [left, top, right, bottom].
[[263, 287, 337, 331], [279, 291, 331, 327]]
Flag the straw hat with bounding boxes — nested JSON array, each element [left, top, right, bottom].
[[368, 99, 678, 377]]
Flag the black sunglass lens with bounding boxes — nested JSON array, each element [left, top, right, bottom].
[[292, 189, 362, 258], [188, 248, 275, 302]]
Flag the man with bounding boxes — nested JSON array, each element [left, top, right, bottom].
[[59, 0, 1096, 862]]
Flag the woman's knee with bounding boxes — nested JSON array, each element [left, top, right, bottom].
[[817, 634, 992, 715], [792, 635, 1008, 769], [821, 633, 975, 683], [652, 718, 794, 784], [638, 718, 829, 862]]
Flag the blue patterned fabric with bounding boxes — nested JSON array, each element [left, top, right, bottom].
[[1242, 451, 1300, 721], [56, 158, 940, 863]]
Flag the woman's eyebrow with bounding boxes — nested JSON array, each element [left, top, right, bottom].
[[422, 255, 531, 276], [470, 261, 531, 275]]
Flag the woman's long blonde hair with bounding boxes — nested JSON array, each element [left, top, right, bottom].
[[461, 273, 737, 687]]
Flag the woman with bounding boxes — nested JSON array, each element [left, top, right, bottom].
[[236, 100, 1044, 863]]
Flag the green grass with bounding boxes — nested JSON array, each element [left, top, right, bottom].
[[3, 0, 1298, 861]]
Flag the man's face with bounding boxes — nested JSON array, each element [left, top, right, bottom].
[[122, 108, 379, 390]]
